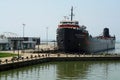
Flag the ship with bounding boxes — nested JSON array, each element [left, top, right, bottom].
[[57, 7, 115, 53]]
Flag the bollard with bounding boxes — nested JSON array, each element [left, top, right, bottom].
[[57, 54, 60, 57], [42, 55, 44, 57], [34, 55, 37, 59], [48, 54, 50, 57], [26, 56, 29, 60], [45, 54, 47, 57], [38, 55, 41, 58], [30, 55, 33, 59], [5, 59, 8, 63], [22, 57, 24, 61]]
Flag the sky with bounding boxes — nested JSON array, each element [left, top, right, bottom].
[[0, 0, 120, 41]]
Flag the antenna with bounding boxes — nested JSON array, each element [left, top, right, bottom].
[[64, 16, 69, 20], [70, 6, 74, 21]]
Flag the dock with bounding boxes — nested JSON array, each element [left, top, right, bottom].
[[0, 52, 120, 72]]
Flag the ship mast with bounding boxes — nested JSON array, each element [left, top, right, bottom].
[[70, 6, 74, 21]]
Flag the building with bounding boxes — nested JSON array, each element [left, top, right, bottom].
[[0, 35, 9, 50], [0, 35, 40, 50]]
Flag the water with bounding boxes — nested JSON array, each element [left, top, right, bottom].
[[0, 43, 120, 80], [1, 61, 120, 80]]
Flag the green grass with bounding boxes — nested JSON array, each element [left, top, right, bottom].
[[0, 52, 17, 58]]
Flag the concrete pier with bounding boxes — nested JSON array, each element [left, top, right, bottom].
[[1, 53, 120, 72]]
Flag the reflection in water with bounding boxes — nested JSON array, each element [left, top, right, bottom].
[[0, 63, 57, 80], [0, 61, 120, 80], [56, 61, 120, 80], [56, 61, 90, 80]]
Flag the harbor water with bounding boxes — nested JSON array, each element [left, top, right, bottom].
[[0, 42, 120, 80]]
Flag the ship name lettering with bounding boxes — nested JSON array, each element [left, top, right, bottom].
[[75, 34, 85, 38]]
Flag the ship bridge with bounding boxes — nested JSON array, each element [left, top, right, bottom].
[[60, 21, 79, 25], [59, 21, 80, 28]]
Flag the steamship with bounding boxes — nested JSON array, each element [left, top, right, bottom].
[[57, 7, 115, 53]]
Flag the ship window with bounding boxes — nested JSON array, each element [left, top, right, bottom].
[[60, 21, 79, 25], [75, 22, 78, 25]]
